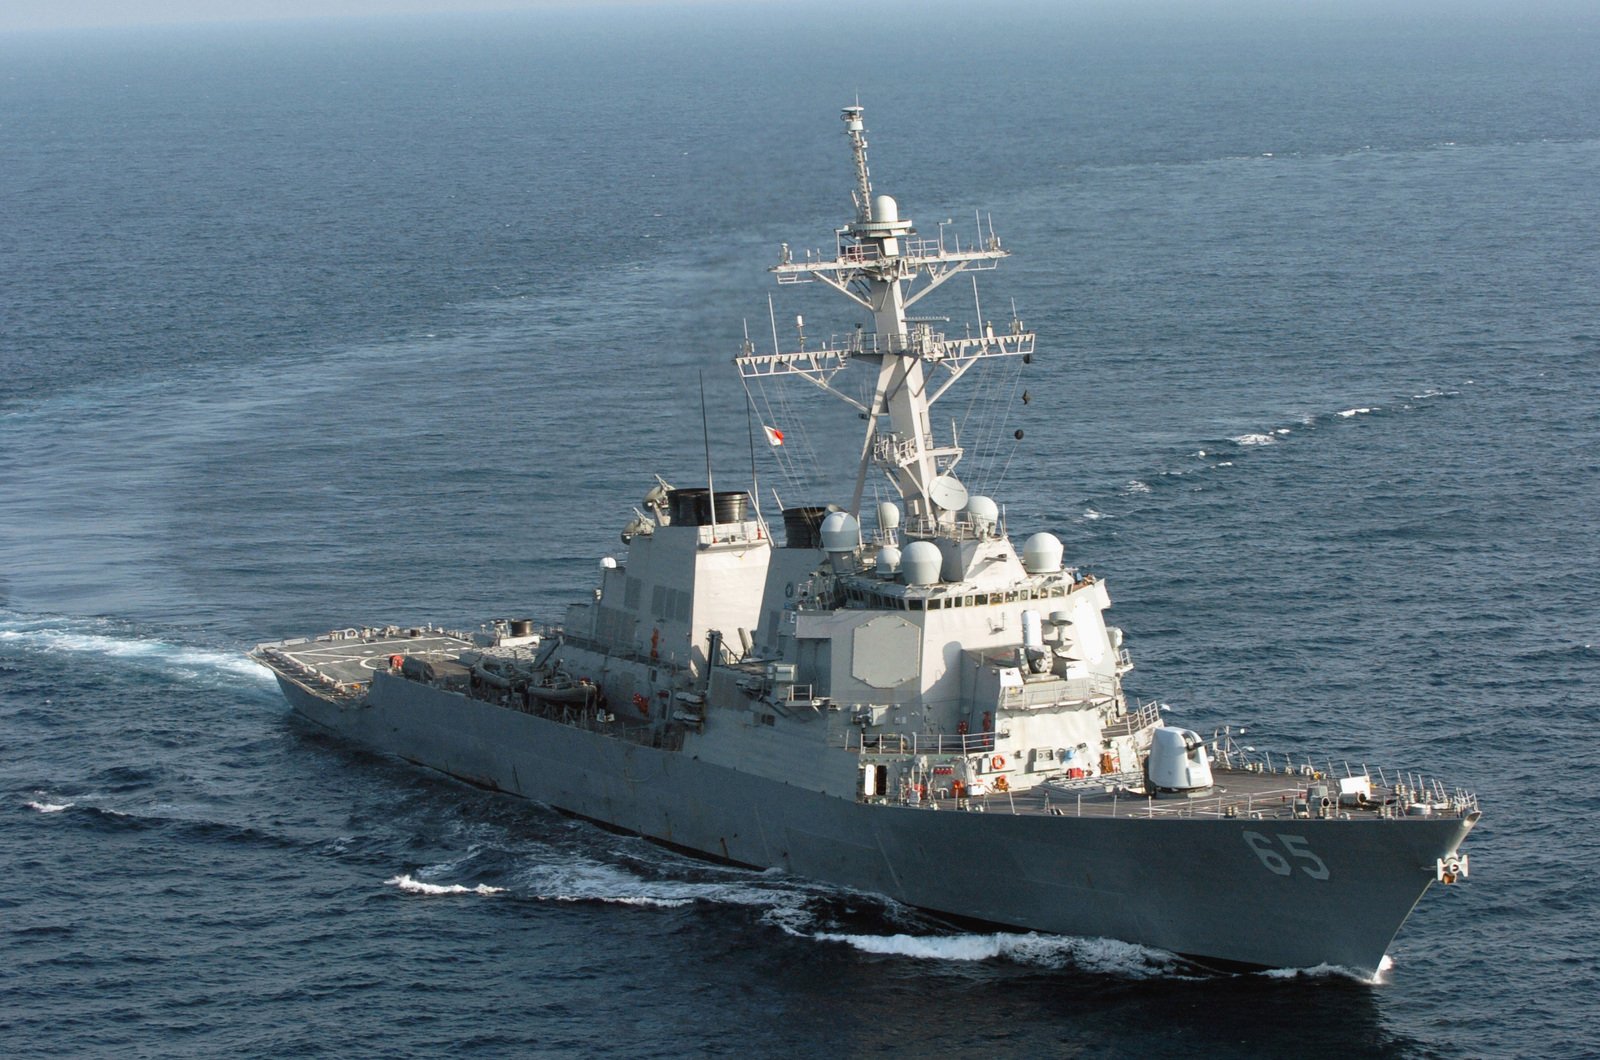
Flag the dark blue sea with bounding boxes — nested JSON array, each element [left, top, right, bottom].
[[3, 2, 1598, 1055]]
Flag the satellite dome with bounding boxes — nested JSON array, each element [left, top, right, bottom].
[[966, 495, 999, 531], [876, 545, 902, 576], [902, 541, 942, 586], [871, 194, 900, 223], [819, 511, 861, 553], [1021, 532, 1064, 574]]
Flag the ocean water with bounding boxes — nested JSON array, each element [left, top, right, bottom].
[[3, 2, 1598, 1055]]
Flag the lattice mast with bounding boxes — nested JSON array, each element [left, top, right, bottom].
[[736, 106, 1035, 527]]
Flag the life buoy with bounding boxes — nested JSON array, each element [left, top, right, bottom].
[[991, 754, 1006, 771], [389, 654, 404, 669], [956, 720, 969, 735]]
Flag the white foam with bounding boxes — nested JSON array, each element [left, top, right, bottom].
[[1259, 961, 1384, 984], [1233, 433, 1275, 446], [815, 931, 1008, 960], [0, 624, 272, 683], [1260, 953, 1391, 985], [1124, 480, 1152, 494], [759, 899, 819, 937], [386, 873, 505, 896], [1337, 407, 1375, 418], [548, 893, 693, 908], [514, 855, 791, 914], [812, 930, 1187, 977], [26, 800, 72, 814], [1082, 508, 1106, 521], [1274, 427, 1291, 435]]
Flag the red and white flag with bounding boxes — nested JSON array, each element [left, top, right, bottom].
[[763, 425, 784, 447]]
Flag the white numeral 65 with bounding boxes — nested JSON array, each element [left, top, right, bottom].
[[1243, 831, 1330, 880]]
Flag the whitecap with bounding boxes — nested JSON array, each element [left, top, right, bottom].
[[1233, 433, 1275, 446], [26, 800, 72, 814], [1124, 480, 1152, 494], [386, 873, 505, 896], [1336, 407, 1375, 418], [1082, 508, 1106, 521]]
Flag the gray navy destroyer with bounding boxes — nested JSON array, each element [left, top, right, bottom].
[[254, 106, 1478, 975]]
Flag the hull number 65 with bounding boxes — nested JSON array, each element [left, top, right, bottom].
[[1243, 831, 1330, 880]]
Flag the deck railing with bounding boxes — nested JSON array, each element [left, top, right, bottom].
[[849, 730, 999, 756]]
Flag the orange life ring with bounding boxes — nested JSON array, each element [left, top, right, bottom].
[[388, 654, 404, 669], [991, 754, 1006, 771]]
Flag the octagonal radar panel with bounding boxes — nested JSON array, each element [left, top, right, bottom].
[[928, 475, 969, 513]]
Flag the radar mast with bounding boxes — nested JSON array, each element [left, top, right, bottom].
[[736, 105, 1035, 528]]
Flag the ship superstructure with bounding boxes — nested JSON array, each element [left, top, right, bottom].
[[254, 107, 1478, 975]]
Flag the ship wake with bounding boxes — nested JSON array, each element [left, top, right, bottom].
[[388, 841, 1198, 979], [0, 612, 273, 686]]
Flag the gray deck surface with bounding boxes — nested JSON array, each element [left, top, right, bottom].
[[258, 632, 473, 684]]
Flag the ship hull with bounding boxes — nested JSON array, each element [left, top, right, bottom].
[[277, 672, 1469, 975]]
